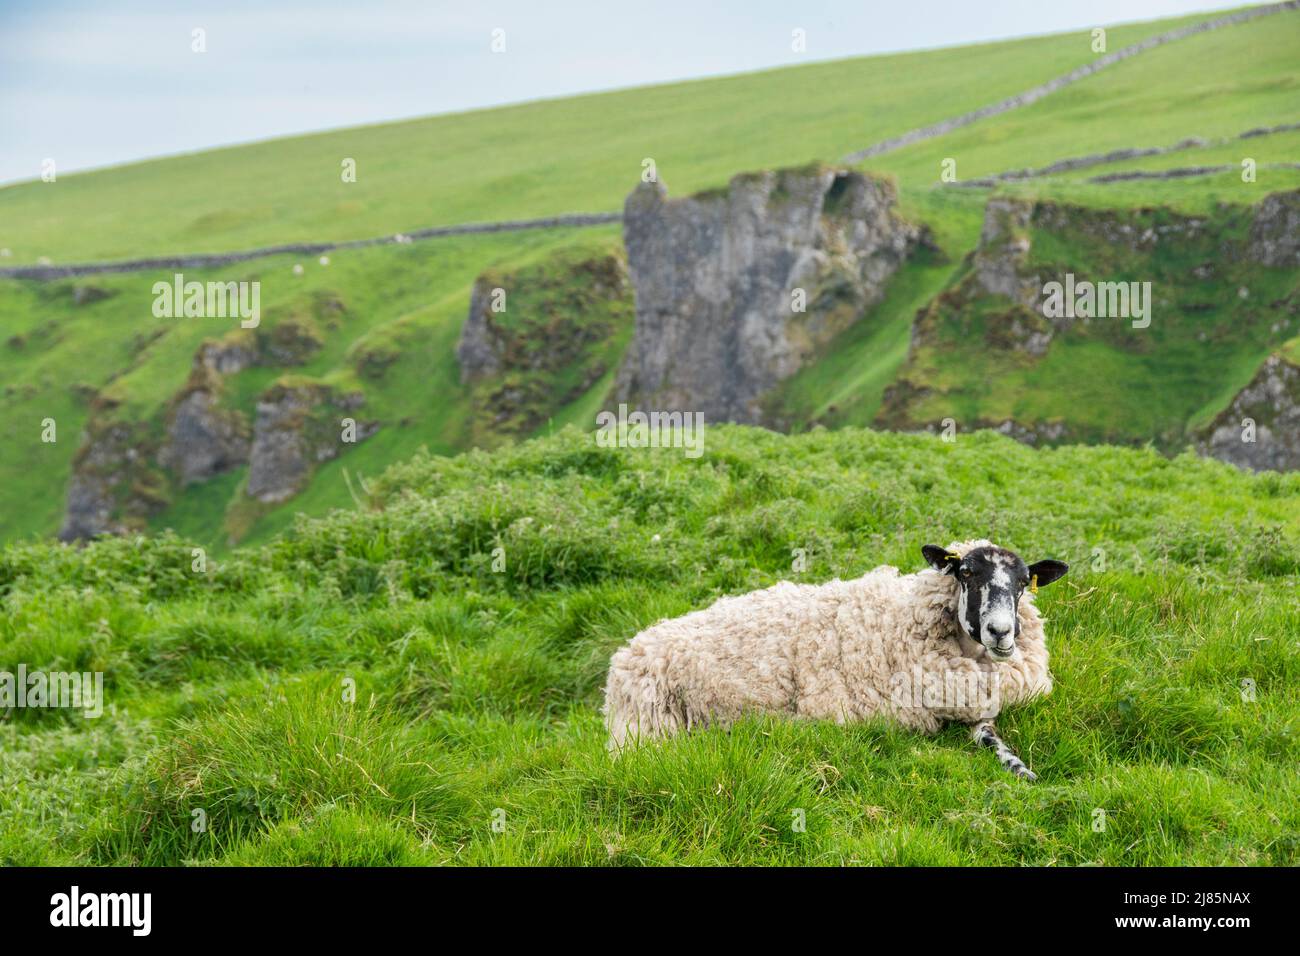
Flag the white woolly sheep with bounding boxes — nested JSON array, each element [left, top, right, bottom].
[[603, 539, 1069, 779]]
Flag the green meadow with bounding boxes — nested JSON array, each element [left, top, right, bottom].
[[1, 426, 1297, 865]]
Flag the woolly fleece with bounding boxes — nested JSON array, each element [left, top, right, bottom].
[[603, 539, 1052, 747]]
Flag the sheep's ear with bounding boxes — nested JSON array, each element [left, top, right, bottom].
[[1027, 560, 1069, 589], [921, 544, 961, 574]]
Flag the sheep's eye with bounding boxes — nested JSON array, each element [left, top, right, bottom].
[[959, 567, 972, 579]]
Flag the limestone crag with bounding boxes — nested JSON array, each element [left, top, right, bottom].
[[58, 418, 168, 541], [1248, 189, 1300, 268], [614, 166, 924, 424], [1200, 350, 1300, 471], [456, 279, 508, 383], [158, 387, 252, 486], [246, 382, 377, 504], [971, 197, 1040, 311]]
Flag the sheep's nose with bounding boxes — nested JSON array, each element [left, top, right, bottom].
[[987, 622, 1012, 641]]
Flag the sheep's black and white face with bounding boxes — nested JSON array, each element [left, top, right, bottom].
[[922, 544, 1068, 661]]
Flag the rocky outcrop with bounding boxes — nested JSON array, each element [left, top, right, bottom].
[[156, 319, 329, 488], [457, 256, 630, 384], [899, 198, 1058, 364], [1248, 189, 1300, 268], [245, 382, 377, 503], [878, 191, 1263, 444], [59, 322, 345, 538], [456, 250, 634, 441], [613, 166, 924, 424], [59, 418, 168, 541], [1030, 201, 1209, 253], [156, 337, 255, 486], [972, 198, 1039, 310], [954, 195, 1218, 355], [1200, 350, 1300, 471], [195, 333, 259, 375], [262, 317, 324, 365], [158, 386, 252, 486], [457, 280, 506, 383]]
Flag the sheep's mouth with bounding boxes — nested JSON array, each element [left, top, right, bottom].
[[986, 647, 1015, 661]]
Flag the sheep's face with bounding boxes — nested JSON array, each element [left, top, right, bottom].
[[922, 544, 1068, 660]]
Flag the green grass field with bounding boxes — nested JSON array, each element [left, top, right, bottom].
[[1, 426, 1296, 865]]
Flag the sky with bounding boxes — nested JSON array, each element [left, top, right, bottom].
[[0, 0, 1243, 185]]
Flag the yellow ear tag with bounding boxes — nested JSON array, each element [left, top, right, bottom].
[[945, 551, 961, 561], [1030, 574, 1039, 594]]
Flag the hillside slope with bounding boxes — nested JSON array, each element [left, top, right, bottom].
[[1, 4, 1297, 548], [0, 10, 1230, 264]]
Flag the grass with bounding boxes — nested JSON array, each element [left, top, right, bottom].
[[0, 11, 1225, 264], [0, 424, 1297, 865], [864, 9, 1300, 193]]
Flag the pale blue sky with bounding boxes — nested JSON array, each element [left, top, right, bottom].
[[0, 0, 1242, 184]]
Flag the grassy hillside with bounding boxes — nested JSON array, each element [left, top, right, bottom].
[[870, 198, 1299, 446], [1, 426, 1297, 865], [1, 4, 1296, 549], [0, 11, 1223, 264], [866, 9, 1300, 190], [0, 226, 621, 547]]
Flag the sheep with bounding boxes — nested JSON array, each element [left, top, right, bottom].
[[603, 539, 1069, 779]]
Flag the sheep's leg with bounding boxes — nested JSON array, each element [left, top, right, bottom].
[[971, 720, 1036, 781]]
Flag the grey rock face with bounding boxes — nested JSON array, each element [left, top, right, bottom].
[[158, 389, 251, 485], [1200, 353, 1300, 471], [1248, 189, 1300, 268], [58, 422, 165, 541], [456, 279, 504, 383], [195, 336, 259, 375], [59, 424, 134, 541], [246, 383, 378, 504], [58, 328, 372, 538], [156, 338, 256, 485], [614, 167, 922, 424], [973, 197, 1039, 311]]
